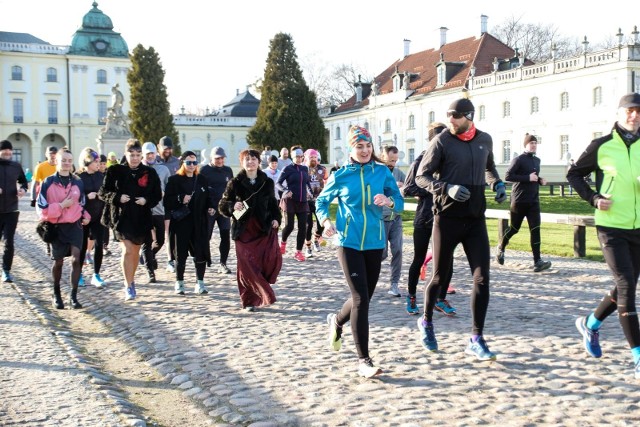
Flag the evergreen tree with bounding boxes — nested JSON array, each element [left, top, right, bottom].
[[248, 33, 326, 159], [127, 44, 179, 152]]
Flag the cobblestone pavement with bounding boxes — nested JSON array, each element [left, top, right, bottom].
[[3, 198, 640, 426]]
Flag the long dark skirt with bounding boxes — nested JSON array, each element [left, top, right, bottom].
[[235, 216, 281, 308]]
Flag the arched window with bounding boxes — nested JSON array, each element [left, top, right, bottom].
[[46, 67, 57, 82], [11, 66, 22, 80], [478, 105, 486, 121], [335, 126, 341, 140], [428, 111, 435, 123], [408, 114, 415, 129], [502, 101, 511, 118], [592, 87, 602, 106], [97, 69, 107, 84], [560, 92, 570, 110], [385, 119, 391, 132], [530, 97, 539, 114]]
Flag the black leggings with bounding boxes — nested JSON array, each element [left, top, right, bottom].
[[142, 214, 165, 269], [80, 221, 104, 274], [407, 221, 451, 299], [593, 226, 640, 349], [305, 201, 324, 241], [425, 216, 491, 336], [282, 211, 307, 251], [499, 202, 542, 261], [207, 214, 231, 264], [335, 246, 383, 359]]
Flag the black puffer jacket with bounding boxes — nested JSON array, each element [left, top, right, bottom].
[[219, 169, 282, 240], [505, 151, 542, 205]]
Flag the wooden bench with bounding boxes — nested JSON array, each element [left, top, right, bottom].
[[485, 209, 595, 258]]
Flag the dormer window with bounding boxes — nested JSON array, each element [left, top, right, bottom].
[[437, 64, 446, 86]]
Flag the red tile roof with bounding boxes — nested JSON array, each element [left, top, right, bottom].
[[334, 32, 519, 114]]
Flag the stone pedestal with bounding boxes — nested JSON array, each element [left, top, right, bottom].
[[97, 134, 129, 158]]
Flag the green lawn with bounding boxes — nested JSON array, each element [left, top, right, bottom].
[[330, 186, 605, 261]]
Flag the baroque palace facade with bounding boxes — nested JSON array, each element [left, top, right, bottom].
[[0, 2, 256, 170], [3, 3, 640, 178], [323, 19, 640, 181]]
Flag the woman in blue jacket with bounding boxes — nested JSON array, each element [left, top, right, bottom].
[[316, 125, 403, 378]]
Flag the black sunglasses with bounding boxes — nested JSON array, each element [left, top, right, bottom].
[[184, 160, 198, 166], [446, 111, 466, 119]]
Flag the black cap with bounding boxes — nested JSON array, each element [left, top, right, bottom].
[[159, 136, 173, 148], [46, 146, 58, 153], [618, 93, 640, 108], [0, 140, 12, 151], [448, 98, 475, 121]]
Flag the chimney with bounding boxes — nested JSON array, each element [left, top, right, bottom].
[[439, 27, 448, 47], [403, 39, 411, 57], [480, 15, 488, 35]]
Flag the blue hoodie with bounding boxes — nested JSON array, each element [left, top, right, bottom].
[[316, 161, 403, 251]]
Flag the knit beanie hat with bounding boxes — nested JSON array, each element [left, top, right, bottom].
[[0, 140, 12, 150], [348, 125, 371, 148], [523, 133, 537, 147]]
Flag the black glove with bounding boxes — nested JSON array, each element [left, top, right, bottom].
[[495, 183, 507, 203], [446, 184, 471, 202], [30, 200, 36, 208]]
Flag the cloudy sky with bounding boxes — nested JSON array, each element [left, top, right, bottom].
[[2, 0, 634, 113]]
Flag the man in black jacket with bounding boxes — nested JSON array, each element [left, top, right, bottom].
[[415, 98, 506, 361], [495, 134, 552, 272], [0, 140, 28, 282], [200, 146, 234, 274]]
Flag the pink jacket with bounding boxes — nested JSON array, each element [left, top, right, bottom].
[[36, 173, 91, 224]]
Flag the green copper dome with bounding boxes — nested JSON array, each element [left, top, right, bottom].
[[68, 2, 129, 58]]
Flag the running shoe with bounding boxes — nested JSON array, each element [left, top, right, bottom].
[[78, 276, 86, 287], [305, 245, 313, 258], [84, 252, 93, 265], [245, 306, 255, 312], [174, 280, 185, 295], [575, 316, 602, 358], [406, 295, 419, 315], [147, 269, 156, 283], [124, 286, 135, 301], [294, 251, 306, 262], [387, 282, 401, 297], [495, 245, 505, 265], [313, 239, 321, 252], [465, 337, 497, 361], [280, 241, 287, 255], [417, 318, 438, 351], [166, 260, 176, 273], [447, 285, 457, 295], [91, 273, 105, 288], [131, 282, 137, 298], [435, 299, 456, 316], [327, 313, 342, 351], [533, 259, 552, 272], [217, 263, 232, 274], [195, 280, 208, 295], [2, 270, 13, 283], [358, 357, 382, 378]]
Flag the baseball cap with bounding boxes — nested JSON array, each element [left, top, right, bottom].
[[46, 146, 58, 153], [211, 146, 226, 158], [158, 136, 173, 148], [618, 93, 640, 108], [142, 142, 157, 154]]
